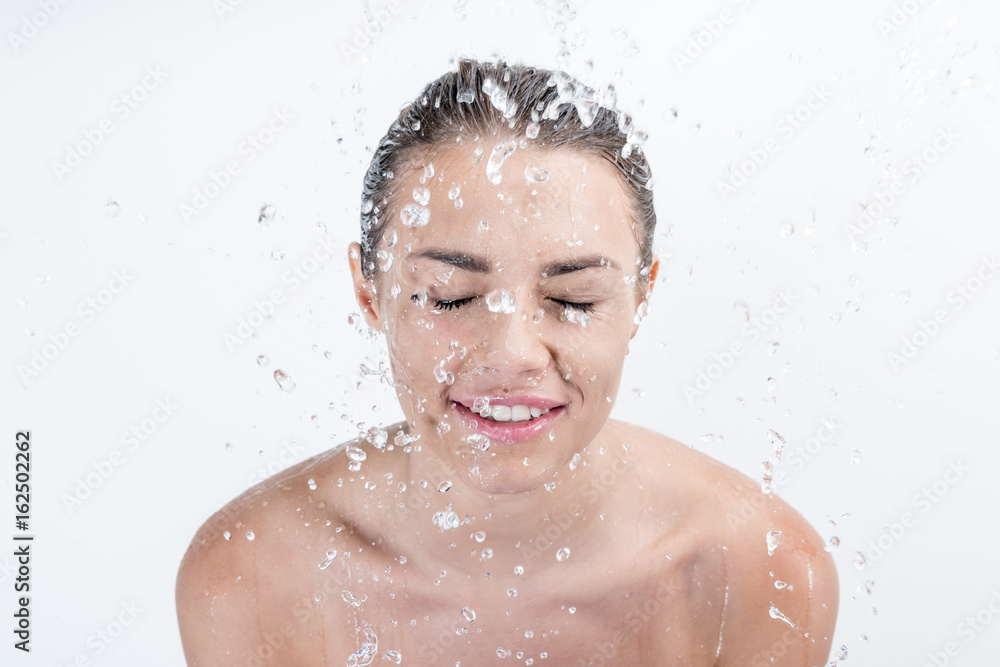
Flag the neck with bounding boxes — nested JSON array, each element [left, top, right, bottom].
[[387, 424, 638, 580]]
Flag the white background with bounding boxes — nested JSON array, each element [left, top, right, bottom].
[[2, 0, 999, 664]]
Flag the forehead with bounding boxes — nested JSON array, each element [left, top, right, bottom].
[[388, 141, 641, 272]]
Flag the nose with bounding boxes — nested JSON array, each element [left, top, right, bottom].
[[478, 295, 551, 377]]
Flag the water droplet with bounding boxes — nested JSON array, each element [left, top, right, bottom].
[[766, 530, 782, 556], [555, 547, 571, 562], [361, 197, 374, 214], [633, 300, 649, 324], [319, 549, 338, 569], [436, 422, 451, 436], [486, 139, 517, 185], [432, 510, 461, 531], [480, 547, 494, 561], [273, 369, 296, 392], [377, 250, 394, 273], [256, 354, 270, 367], [246, 530, 255, 541], [223, 530, 231, 540], [467, 433, 491, 452], [412, 186, 430, 206], [774, 580, 788, 589], [462, 606, 476, 622], [854, 552, 867, 569], [769, 604, 796, 628], [507, 587, 517, 598], [438, 480, 452, 493], [258, 203, 276, 227], [342, 589, 362, 607], [825, 536, 840, 551], [400, 203, 430, 228], [474, 530, 486, 542], [525, 122, 540, 139], [307, 478, 317, 490], [779, 221, 794, 237], [382, 650, 402, 664], [524, 164, 550, 183], [103, 200, 121, 217], [497, 648, 511, 659], [347, 445, 367, 462], [560, 306, 591, 327], [486, 290, 516, 314]]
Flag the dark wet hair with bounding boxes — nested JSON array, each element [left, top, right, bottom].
[[359, 58, 656, 281]]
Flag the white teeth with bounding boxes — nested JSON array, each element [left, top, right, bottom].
[[480, 404, 550, 423], [491, 405, 512, 421]]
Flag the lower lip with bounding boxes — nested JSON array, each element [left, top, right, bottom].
[[452, 402, 564, 445]]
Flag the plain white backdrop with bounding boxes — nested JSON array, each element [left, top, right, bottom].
[[2, 0, 999, 664]]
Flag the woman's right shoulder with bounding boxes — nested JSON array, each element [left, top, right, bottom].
[[175, 434, 380, 663]]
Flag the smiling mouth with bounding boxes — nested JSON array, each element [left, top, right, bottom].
[[479, 404, 551, 422], [450, 399, 565, 444]]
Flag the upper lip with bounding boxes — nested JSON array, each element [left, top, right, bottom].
[[451, 395, 566, 410]]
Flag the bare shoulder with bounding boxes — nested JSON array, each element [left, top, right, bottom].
[[607, 420, 839, 665], [175, 436, 372, 665]]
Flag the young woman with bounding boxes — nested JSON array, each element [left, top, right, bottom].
[[177, 59, 838, 666]]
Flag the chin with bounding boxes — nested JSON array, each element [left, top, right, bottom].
[[452, 447, 565, 495]]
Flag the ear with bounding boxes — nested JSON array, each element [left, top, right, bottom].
[[348, 242, 384, 330], [630, 253, 659, 340]]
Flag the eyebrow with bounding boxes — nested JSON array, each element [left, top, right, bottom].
[[408, 248, 620, 277]]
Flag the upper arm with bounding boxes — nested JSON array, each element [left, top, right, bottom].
[[717, 492, 840, 667], [176, 513, 265, 666]]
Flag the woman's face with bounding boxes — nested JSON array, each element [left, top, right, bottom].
[[352, 141, 656, 494]]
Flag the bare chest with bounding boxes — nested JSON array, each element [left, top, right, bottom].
[[321, 570, 722, 667]]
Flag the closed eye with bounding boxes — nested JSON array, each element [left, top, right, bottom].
[[432, 296, 477, 311], [552, 298, 595, 314]]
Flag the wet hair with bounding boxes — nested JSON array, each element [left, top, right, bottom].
[[359, 58, 656, 282]]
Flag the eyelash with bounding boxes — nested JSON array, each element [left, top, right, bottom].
[[424, 296, 596, 314]]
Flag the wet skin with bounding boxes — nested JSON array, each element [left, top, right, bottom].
[[177, 143, 838, 666]]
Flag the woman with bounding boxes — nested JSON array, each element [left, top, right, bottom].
[[177, 59, 838, 666]]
